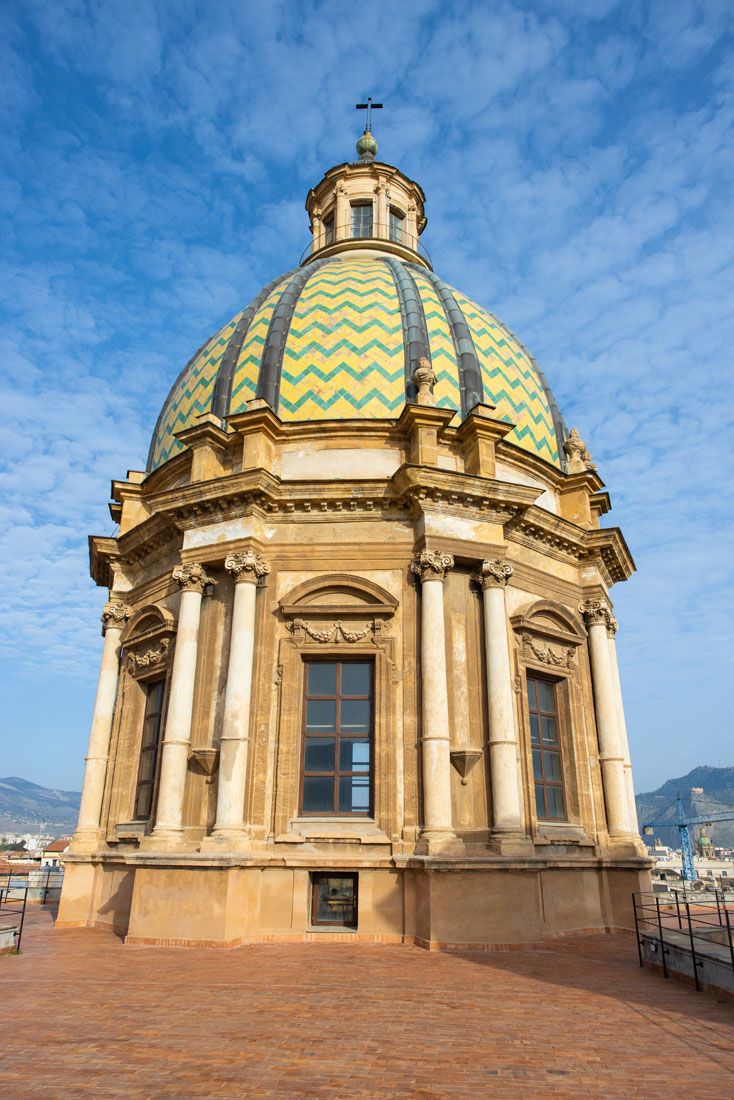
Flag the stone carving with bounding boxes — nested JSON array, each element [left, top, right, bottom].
[[580, 598, 613, 627], [563, 427, 596, 472], [607, 614, 619, 637], [173, 562, 213, 594], [410, 549, 454, 583], [225, 550, 270, 584], [476, 559, 513, 589], [523, 633, 574, 669], [288, 619, 377, 644], [128, 638, 170, 673], [412, 358, 437, 406], [101, 599, 132, 633]]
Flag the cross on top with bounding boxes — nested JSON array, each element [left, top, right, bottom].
[[355, 97, 382, 132]]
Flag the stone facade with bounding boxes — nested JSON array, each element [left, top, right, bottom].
[[58, 136, 651, 948]]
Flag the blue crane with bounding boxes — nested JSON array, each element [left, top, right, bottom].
[[642, 794, 734, 882]]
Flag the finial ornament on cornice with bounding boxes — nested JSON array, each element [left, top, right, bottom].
[[101, 599, 132, 634], [225, 550, 270, 584], [412, 358, 437, 406], [564, 427, 596, 473], [173, 562, 214, 594], [476, 559, 514, 589], [410, 549, 455, 583], [580, 598, 613, 628]]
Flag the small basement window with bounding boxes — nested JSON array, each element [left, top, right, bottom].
[[311, 873, 358, 929]]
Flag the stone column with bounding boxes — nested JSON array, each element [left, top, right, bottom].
[[410, 550, 456, 844], [73, 598, 131, 847], [375, 181, 388, 239], [582, 599, 629, 837], [406, 200, 418, 251], [209, 551, 270, 846], [607, 615, 638, 833], [334, 182, 348, 240], [477, 560, 524, 834], [152, 563, 213, 842]]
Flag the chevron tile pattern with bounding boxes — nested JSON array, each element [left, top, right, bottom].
[[453, 289, 560, 465], [278, 260, 405, 420], [148, 256, 563, 471], [149, 311, 245, 470], [229, 280, 290, 413]]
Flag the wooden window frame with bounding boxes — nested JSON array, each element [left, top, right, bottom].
[[310, 872, 359, 929], [133, 678, 166, 821], [299, 659, 374, 817], [526, 674, 567, 822], [389, 207, 404, 243], [350, 201, 373, 239]]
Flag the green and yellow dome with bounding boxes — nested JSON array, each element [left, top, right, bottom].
[[148, 256, 567, 472]]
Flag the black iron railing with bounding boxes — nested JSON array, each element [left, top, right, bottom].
[[0, 884, 28, 952], [299, 222, 432, 266], [632, 889, 734, 992]]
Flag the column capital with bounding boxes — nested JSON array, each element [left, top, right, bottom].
[[411, 549, 454, 583], [580, 598, 613, 628], [101, 598, 131, 634], [476, 559, 513, 589], [173, 562, 214, 594], [607, 613, 619, 637], [225, 550, 270, 584]]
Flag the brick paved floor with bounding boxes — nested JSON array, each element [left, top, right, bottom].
[[1, 906, 732, 1098]]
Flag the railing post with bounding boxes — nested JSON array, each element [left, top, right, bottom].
[[674, 891, 682, 930], [15, 886, 28, 953], [724, 902, 734, 979], [655, 896, 668, 979], [715, 889, 722, 925], [684, 901, 701, 992], [632, 893, 644, 968]]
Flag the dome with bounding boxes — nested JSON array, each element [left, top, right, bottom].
[[148, 256, 567, 472]]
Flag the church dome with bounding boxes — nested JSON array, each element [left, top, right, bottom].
[[148, 255, 566, 472]]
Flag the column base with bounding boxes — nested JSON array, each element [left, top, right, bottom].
[[415, 829, 465, 856], [142, 829, 187, 851], [68, 828, 105, 855], [489, 832, 535, 857], [199, 830, 253, 854]]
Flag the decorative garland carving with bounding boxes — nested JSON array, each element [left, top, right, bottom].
[[128, 638, 170, 674], [410, 549, 454, 583], [287, 619, 385, 644], [523, 632, 575, 669]]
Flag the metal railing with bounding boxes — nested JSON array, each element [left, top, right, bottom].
[[0, 868, 64, 904], [0, 884, 28, 952], [299, 221, 432, 266], [632, 889, 734, 992]]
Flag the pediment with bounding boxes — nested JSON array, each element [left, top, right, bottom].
[[510, 599, 585, 645], [279, 573, 398, 619]]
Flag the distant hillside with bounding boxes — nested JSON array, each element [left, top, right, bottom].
[[636, 766, 734, 847], [0, 777, 80, 834]]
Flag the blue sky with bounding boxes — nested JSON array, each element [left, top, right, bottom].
[[1, 0, 732, 793]]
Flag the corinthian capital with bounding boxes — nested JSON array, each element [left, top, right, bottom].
[[476, 559, 513, 589], [225, 550, 270, 584], [580, 598, 612, 628], [410, 549, 455, 583], [173, 562, 214, 594], [101, 599, 132, 633], [607, 613, 619, 637]]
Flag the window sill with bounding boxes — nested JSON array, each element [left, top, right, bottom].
[[283, 817, 391, 845], [535, 823, 593, 845]]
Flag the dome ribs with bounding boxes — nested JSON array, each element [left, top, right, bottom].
[[256, 260, 332, 411], [408, 264, 484, 419], [211, 270, 295, 422], [382, 257, 432, 404]]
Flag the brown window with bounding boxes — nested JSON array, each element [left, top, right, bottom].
[[527, 676, 566, 821], [311, 873, 358, 928], [300, 661, 372, 816], [134, 679, 165, 820]]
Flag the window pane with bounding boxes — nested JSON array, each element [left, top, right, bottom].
[[529, 713, 540, 745], [339, 776, 370, 813], [532, 748, 543, 781], [141, 716, 160, 748], [313, 875, 357, 927], [145, 680, 164, 716], [324, 216, 334, 245], [543, 750, 562, 782], [135, 784, 153, 820], [340, 698, 370, 732], [138, 749, 156, 782], [304, 737, 336, 772], [351, 203, 373, 238], [307, 663, 337, 696], [526, 679, 537, 710], [541, 715, 558, 744], [389, 210, 403, 242], [547, 786, 566, 819], [341, 663, 371, 696], [538, 681, 556, 713], [535, 785, 545, 819], [302, 776, 334, 813], [340, 738, 370, 773], [306, 698, 336, 731]]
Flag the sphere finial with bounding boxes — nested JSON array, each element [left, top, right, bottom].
[[356, 130, 378, 161]]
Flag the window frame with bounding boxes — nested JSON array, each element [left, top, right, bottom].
[[388, 206, 404, 243], [350, 201, 373, 239], [133, 678, 166, 821], [310, 872, 359, 929], [526, 674, 568, 823], [323, 210, 335, 246], [299, 659, 374, 817]]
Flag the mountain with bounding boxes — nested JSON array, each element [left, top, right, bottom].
[[635, 766, 734, 848], [0, 777, 81, 835]]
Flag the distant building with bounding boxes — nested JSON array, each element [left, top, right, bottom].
[[41, 837, 71, 869]]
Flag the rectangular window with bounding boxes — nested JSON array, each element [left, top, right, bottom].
[[311, 872, 358, 928], [301, 660, 372, 816], [389, 208, 404, 243], [134, 679, 165, 820], [323, 213, 334, 246], [527, 676, 566, 821], [351, 202, 373, 239]]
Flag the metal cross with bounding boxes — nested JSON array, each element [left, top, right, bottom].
[[355, 97, 382, 132]]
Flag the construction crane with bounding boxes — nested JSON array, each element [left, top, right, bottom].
[[642, 793, 734, 882]]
